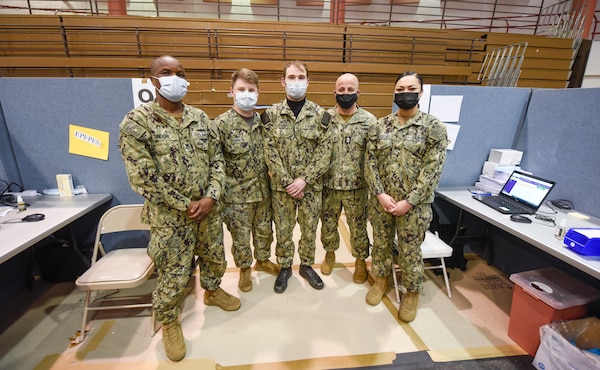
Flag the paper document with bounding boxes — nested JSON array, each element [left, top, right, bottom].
[[445, 123, 460, 150], [0, 206, 13, 217]]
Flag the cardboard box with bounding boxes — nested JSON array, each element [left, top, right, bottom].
[[508, 268, 600, 356], [533, 318, 600, 370], [487, 149, 523, 165]]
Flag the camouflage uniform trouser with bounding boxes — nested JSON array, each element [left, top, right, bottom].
[[369, 197, 432, 293], [272, 189, 321, 268], [223, 197, 274, 268], [320, 187, 369, 259], [147, 208, 226, 324]]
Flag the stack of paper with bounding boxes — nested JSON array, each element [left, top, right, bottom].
[[475, 175, 504, 195], [474, 149, 529, 195]]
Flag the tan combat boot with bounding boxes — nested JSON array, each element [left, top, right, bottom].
[[254, 259, 281, 275], [366, 276, 388, 306], [204, 288, 241, 311], [353, 259, 367, 283], [162, 320, 186, 362], [398, 291, 420, 322], [239, 267, 252, 292], [320, 251, 335, 275]]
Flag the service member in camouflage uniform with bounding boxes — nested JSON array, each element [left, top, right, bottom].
[[320, 73, 376, 283], [365, 71, 447, 322], [214, 68, 280, 293], [261, 61, 332, 294], [118, 56, 240, 362]]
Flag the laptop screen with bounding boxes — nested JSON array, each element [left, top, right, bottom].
[[500, 171, 555, 209]]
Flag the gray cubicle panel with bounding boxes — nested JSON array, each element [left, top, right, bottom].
[[0, 78, 143, 206], [430, 85, 532, 188], [516, 87, 600, 218], [3, 79, 592, 215], [0, 103, 18, 185]]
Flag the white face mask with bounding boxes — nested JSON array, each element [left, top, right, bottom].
[[285, 80, 307, 100], [155, 75, 189, 102], [234, 91, 258, 112]]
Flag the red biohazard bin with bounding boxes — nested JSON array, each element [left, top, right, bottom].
[[508, 267, 600, 356]]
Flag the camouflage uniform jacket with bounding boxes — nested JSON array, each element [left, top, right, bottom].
[[261, 99, 332, 192], [323, 106, 376, 190], [365, 110, 448, 206], [213, 108, 270, 204], [118, 101, 224, 227]]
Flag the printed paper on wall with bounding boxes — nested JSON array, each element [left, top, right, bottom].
[[68, 124, 110, 160]]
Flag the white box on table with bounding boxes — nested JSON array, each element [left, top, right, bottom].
[[56, 174, 74, 197], [487, 149, 523, 165]]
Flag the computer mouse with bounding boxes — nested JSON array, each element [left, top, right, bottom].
[[22, 213, 45, 222], [510, 214, 532, 223], [550, 199, 573, 210]]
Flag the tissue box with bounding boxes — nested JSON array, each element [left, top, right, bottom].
[[56, 174, 74, 197], [487, 149, 523, 165]]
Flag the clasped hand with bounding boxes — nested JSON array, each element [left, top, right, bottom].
[[187, 197, 215, 221], [286, 178, 306, 199], [376, 193, 412, 216]]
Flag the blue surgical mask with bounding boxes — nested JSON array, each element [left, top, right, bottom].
[[234, 91, 258, 112], [154, 75, 189, 102], [285, 80, 307, 100]]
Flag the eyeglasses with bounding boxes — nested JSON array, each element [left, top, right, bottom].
[[534, 214, 556, 226]]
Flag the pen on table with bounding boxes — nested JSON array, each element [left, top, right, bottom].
[[468, 189, 492, 196]]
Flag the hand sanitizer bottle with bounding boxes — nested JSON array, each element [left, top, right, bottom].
[[554, 218, 567, 241], [17, 196, 26, 212]]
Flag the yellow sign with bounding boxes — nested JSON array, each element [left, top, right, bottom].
[[68, 124, 110, 160]]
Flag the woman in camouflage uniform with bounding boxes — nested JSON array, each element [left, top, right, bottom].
[[365, 71, 448, 322]]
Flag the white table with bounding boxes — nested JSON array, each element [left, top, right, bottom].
[[0, 194, 112, 264], [435, 187, 600, 281]]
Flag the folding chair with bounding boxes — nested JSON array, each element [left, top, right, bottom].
[[392, 231, 453, 302], [74, 204, 155, 344]]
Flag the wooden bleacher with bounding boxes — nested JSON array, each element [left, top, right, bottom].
[[0, 15, 577, 117]]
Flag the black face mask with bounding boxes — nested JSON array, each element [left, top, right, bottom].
[[394, 92, 420, 110], [336, 93, 358, 110]]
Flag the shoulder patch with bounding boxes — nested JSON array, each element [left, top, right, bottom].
[[121, 120, 148, 142], [321, 112, 331, 125], [260, 111, 270, 124]]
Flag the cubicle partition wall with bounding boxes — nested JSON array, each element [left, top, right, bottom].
[[0, 103, 17, 185], [516, 87, 600, 217], [1, 78, 599, 216], [0, 78, 144, 206], [0, 78, 535, 206], [432, 85, 531, 188]]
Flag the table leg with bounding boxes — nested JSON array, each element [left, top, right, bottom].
[[68, 224, 91, 268]]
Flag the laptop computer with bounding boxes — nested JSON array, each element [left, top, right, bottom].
[[474, 170, 556, 214]]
